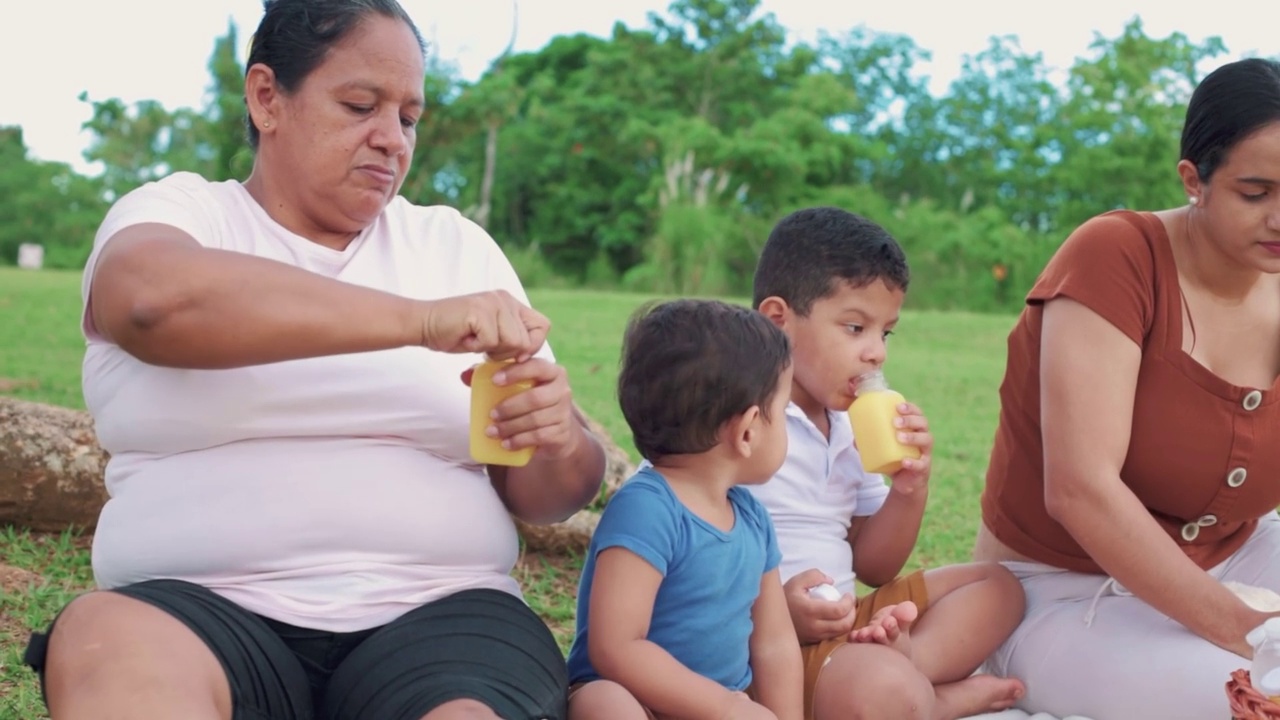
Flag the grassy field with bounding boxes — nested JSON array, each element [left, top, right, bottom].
[[0, 266, 1018, 717]]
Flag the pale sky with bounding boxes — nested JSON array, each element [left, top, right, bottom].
[[2, 1, 1272, 174]]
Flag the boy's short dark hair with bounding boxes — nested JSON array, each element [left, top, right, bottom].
[[618, 299, 791, 464], [751, 206, 909, 316]]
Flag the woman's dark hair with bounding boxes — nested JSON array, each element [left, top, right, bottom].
[[1181, 58, 1280, 182], [244, 0, 425, 148]]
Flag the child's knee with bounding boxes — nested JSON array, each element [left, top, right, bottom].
[[814, 646, 931, 720], [567, 680, 649, 720], [925, 561, 1025, 611], [981, 562, 1027, 615]]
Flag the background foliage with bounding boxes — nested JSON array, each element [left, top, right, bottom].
[[0, 1, 1263, 312]]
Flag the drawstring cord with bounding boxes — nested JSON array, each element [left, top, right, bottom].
[[1083, 577, 1134, 627]]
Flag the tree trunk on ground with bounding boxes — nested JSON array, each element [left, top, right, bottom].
[[0, 397, 109, 532], [513, 410, 633, 555], [0, 397, 632, 555]]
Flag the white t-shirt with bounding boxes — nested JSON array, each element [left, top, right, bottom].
[[82, 172, 552, 632], [746, 402, 890, 595]]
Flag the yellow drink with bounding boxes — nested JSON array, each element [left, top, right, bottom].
[[847, 371, 921, 476], [469, 359, 535, 467]]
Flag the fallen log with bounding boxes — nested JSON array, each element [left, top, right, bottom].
[[515, 510, 602, 557], [0, 397, 109, 532], [0, 396, 634, 555], [514, 410, 634, 555]]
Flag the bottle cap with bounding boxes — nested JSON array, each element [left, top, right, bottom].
[[855, 370, 888, 396], [1249, 624, 1268, 648], [1247, 618, 1280, 647], [1261, 666, 1280, 694]]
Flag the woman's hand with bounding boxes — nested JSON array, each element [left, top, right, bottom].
[[420, 290, 550, 362], [463, 358, 582, 460]]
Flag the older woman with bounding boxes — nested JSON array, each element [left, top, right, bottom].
[[975, 58, 1280, 719], [22, 1, 605, 719]]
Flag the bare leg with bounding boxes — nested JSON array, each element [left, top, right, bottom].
[[932, 676, 1023, 719], [43, 591, 232, 720], [568, 680, 651, 720], [841, 600, 1024, 719], [813, 642, 933, 720], [420, 699, 502, 719], [910, 562, 1026, 684]]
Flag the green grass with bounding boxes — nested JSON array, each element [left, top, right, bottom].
[[0, 269, 87, 409], [0, 266, 1018, 717]]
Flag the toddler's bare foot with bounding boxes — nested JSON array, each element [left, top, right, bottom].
[[848, 601, 918, 659], [933, 674, 1025, 720]]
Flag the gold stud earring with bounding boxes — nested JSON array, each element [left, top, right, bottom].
[[263, 121, 271, 129]]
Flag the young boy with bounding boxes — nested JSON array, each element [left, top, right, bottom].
[[566, 299, 803, 720], [747, 207, 1027, 720]]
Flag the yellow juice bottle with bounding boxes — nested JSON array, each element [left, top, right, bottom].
[[847, 370, 920, 476], [469, 359, 535, 467]]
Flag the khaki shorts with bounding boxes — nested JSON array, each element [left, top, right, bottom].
[[800, 570, 930, 720]]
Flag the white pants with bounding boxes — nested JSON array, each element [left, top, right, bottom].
[[984, 513, 1280, 720]]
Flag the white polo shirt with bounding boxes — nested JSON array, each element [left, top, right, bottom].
[[746, 402, 890, 595], [81, 172, 552, 632]]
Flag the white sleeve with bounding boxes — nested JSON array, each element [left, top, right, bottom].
[[81, 173, 221, 341], [852, 474, 891, 517]]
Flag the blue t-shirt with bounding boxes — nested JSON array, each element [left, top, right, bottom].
[[566, 468, 782, 690]]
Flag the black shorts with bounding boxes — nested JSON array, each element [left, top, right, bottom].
[[24, 579, 567, 720]]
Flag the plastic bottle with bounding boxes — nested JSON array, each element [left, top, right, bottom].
[[469, 359, 535, 467], [847, 370, 921, 476], [1247, 617, 1280, 701]]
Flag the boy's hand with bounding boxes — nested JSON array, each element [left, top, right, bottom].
[[782, 569, 857, 644], [888, 402, 932, 496]]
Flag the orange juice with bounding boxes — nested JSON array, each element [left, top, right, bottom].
[[847, 370, 920, 476], [469, 359, 535, 466]]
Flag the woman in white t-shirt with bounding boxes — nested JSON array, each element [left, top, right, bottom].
[[21, 2, 606, 719]]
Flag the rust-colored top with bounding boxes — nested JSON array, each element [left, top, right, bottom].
[[981, 210, 1280, 574]]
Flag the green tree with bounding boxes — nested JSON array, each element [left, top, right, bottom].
[[1052, 18, 1227, 230], [897, 36, 1064, 229], [80, 22, 251, 201], [0, 126, 106, 268]]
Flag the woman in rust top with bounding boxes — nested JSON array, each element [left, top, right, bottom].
[[975, 57, 1280, 719]]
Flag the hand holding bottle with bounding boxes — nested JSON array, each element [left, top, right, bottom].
[[847, 370, 931, 493], [465, 357, 581, 467], [883, 401, 933, 495], [469, 359, 537, 466]]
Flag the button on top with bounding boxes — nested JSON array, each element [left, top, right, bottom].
[[1182, 523, 1200, 541], [1244, 390, 1263, 411], [1228, 468, 1247, 488]]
